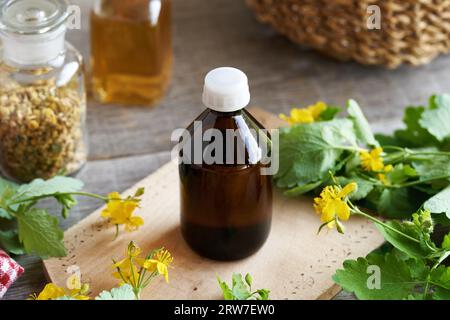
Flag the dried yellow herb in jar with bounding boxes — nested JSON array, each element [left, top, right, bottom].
[[0, 0, 88, 182], [0, 80, 87, 182]]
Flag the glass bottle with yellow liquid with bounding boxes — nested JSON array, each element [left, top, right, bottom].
[[90, 0, 172, 105]]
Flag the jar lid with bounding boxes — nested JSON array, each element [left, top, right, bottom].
[[0, 0, 70, 35]]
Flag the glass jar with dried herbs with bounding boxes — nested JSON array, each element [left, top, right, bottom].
[[0, 0, 88, 182]]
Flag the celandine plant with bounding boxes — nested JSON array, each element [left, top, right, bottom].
[[0, 176, 144, 258], [30, 241, 174, 300], [278, 94, 450, 299], [315, 179, 450, 300]]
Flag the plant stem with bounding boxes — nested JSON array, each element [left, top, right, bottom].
[[142, 271, 158, 288], [423, 278, 431, 299], [350, 206, 421, 244], [413, 151, 450, 157], [423, 251, 450, 299], [130, 256, 138, 288], [382, 146, 450, 164], [382, 146, 405, 152], [113, 225, 120, 240], [133, 288, 141, 300], [335, 146, 366, 153], [10, 192, 109, 205], [389, 175, 450, 189]]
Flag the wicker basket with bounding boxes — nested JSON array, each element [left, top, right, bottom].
[[246, 0, 450, 68]]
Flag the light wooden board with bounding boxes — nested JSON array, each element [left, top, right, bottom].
[[43, 109, 384, 300]]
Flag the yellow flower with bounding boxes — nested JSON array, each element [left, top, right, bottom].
[[280, 101, 327, 125], [143, 249, 173, 283], [31, 283, 66, 300], [70, 283, 90, 300], [112, 242, 143, 286], [360, 147, 385, 172], [314, 182, 357, 231], [65, 273, 90, 300], [127, 241, 142, 258], [30, 281, 90, 300], [66, 273, 81, 291], [360, 148, 395, 185], [101, 192, 144, 232], [378, 164, 393, 185], [112, 242, 172, 299], [113, 258, 140, 286]]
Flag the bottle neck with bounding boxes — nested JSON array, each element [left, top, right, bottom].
[[1, 24, 67, 67], [209, 107, 244, 116]]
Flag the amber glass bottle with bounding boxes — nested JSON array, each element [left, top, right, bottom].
[[90, 0, 172, 105], [179, 67, 272, 261]]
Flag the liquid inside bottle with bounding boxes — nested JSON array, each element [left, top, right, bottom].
[[90, 0, 172, 105], [179, 68, 273, 261]]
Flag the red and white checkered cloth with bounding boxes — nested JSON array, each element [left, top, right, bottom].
[[0, 250, 24, 299]]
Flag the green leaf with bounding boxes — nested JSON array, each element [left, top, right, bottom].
[[218, 273, 270, 300], [430, 266, 450, 290], [433, 288, 450, 300], [376, 188, 423, 219], [375, 134, 404, 148], [95, 284, 135, 300], [318, 106, 341, 121], [337, 175, 374, 201], [0, 178, 18, 220], [347, 99, 379, 147], [433, 213, 450, 227], [404, 255, 430, 280], [16, 208, 66, 258], [387, 164, 417, 185], [420, 94, 450, 142], [0, 208, 12, 220], [442, 233, 450, 250], [413, 159, 450, 182], [12, 176, 84, 203], [217, 276, 235, 300], [394, 106, 439, 148], [231, 273, 252, 300], [284, 180, 322, 197], [375, 220, 434, 259], [55, 296, 76, 300], [256, 289, 270, 300], [276, 119, 357, 188], [405, 293, 426, 300], [424, 186, 450, 218], [0, 178, 18, 194], [245, 273, 253, 288], [333, 253, 418, 300], [0, 230, 25, 255]]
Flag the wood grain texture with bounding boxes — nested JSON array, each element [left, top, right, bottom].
[[3, 0, 450, 300], [43, 161, 385, 300], [42, 108, 385, 300]]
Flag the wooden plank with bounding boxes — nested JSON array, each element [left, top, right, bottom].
[[43, 108, 385, 300]]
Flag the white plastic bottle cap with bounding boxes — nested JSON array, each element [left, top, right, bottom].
[[202, 67, 251, 112]]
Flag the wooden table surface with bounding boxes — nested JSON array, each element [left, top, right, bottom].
[[4, 0, 450, 300]]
